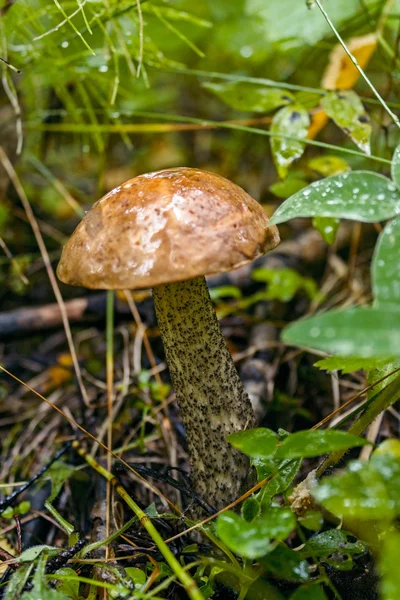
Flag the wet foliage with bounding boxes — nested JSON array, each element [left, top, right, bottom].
[[2, 0, 400, 599]]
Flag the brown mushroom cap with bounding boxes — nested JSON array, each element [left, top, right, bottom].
[[57, 167, 280, 289]]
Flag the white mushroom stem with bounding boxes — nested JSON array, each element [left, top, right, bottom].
[[152, 276, 255, 510]]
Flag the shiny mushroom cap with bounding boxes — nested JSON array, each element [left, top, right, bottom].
[[57, 167, 280, 289]]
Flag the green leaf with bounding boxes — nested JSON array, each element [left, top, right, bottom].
[[380, 532, 400, 600], [322, 91, 371, 154], [21, 554, 69, 600], [290, 583, 328, 600], [298, 510, 323, 532], [217, 507, 296, 559], [125, 567, 146, 587], [314, 454, 400, 520], [55, 568, 81, 600], [261, 544, 309, 582], [227, 428, 278, 458], [312, 216, 340, 245], [275, 430, 369, 459], [282, 306, 400, 358], [302, 530, 367, 571], [17, 545, 59, 563], [209, 285, 242, 301], [45, 461, 76, 503], [202, 81, 294, 113], [391, 143, 400, 192], [241, 497, 261, 522], [367, 359, 400, 398], [270, 105, 310, 179], [258, 459, 302, 504], [315, 355, 392, 374], [270, 178, 308, 198], [372, 216, 400, 307], [269, 172, 400, 225], [252, 267, 319, 302], [308, 155, 350, 177]]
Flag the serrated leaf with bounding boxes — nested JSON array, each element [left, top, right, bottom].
[[391, 144, 400, 192], [322, 91, 371, 154], [228, 428, 278, 458], [282, 306, 400, 358], [367, 359, 400, 398], [302, 530, 367, 561], [372, 216, 400, 307], [17, 545, 59, 563], [315, 355, 393, 374], [217, 507, 296, 559], [314, 453, 400, 519], [312, 216, 340, 245], [203, 81, 294, 113], [269, 171, 400, 226], [271, 105, 310, 179], [275, 430, 369, 459]]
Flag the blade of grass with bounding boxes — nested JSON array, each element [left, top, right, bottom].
[[27, 112, 392, 165], [106, 290, 114, 562], [51, 0, 95, 54]]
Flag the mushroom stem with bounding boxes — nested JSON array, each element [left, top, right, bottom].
[[152, 276, 255, 510]]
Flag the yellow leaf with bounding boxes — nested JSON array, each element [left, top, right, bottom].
[[322, 33, 377, 90], [309, 33, 377, 140]]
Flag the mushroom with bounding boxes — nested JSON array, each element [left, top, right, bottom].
[[57, 168, 280, 510]]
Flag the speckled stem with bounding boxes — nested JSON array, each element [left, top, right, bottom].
[[152, 276, 255, 510]]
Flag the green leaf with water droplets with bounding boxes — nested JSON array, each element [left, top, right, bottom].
[[275, 430, 369, 459], [283, 306, 400, 358], [302, 530, 367, 571], [203, 81, 294, 113], [372, 216, 400, 307], [312, 216, 340, 245], [314, 453, 400, 520], [391, 143, 400, 192], [270, 105, 310, 179], [322, 90, 371, 154], [217, 507, 296, 559], [269, 171, 400, 225]]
